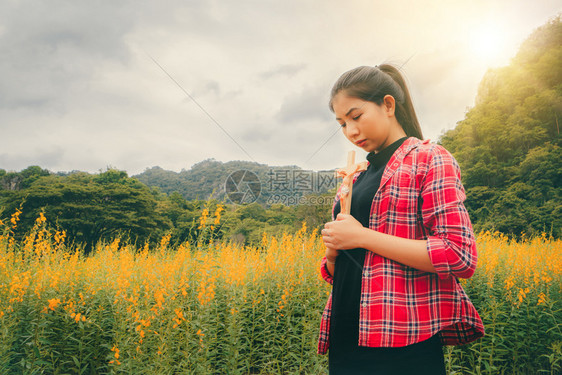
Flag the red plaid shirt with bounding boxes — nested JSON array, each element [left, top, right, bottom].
[[318, 137, 485, 354]]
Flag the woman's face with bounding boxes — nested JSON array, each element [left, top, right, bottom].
[[332, 92, 405, 153]]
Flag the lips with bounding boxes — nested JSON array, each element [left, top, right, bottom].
[[355, 139, 367, 147]]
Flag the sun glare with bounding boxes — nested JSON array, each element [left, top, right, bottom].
[[468, 23, 509, 67]]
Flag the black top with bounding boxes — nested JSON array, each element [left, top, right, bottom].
[[329, 137, 407, 352]]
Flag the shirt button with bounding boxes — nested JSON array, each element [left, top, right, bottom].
[[362, 302, 367, 308]]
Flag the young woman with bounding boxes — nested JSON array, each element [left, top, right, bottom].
[[318, 65, 485, 374]]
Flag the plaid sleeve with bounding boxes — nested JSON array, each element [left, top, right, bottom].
[[421, 146, 477, 280], [320, 257, 334, 285]]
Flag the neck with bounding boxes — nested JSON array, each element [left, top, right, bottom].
[[375, 119, 406, 153]]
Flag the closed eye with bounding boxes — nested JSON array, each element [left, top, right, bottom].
[[352, 114, 362, 121]]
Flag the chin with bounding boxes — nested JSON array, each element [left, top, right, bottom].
[[367, 144, 381, 153]]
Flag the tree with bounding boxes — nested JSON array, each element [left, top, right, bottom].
[[1, 169, 171, 252], [439, 16, 561, 237]]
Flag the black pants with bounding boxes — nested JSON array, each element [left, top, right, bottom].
[[329, 334, 446, 375]]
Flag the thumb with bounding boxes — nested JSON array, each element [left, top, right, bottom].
[[336, 213, 349, 221]]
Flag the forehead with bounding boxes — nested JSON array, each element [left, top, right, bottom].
[[332, 93, 369, 117]]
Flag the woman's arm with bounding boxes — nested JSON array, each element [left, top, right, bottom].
[[322, 214, 437, 273], [419, 146, 477, 279], [322, 247, 338, 277]]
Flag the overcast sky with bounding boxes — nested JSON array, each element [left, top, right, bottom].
[[1, 0, 560, 175]]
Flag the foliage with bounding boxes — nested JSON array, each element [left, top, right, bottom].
[[0, 213, 560, 374], [0, 168, 171, 253], [439, 16, 562, 238], [0, 167, 333, 249]]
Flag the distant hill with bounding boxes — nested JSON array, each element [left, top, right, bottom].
[[133, 159, 338, 205]]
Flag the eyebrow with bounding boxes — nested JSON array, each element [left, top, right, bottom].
[[335, 107, 359, 121]]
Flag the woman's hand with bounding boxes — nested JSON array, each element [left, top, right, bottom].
[[324, 246, 339, 264], [322, 213, 365, 250], [322, 214, 438, 274]]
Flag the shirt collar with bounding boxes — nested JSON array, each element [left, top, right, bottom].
[[366, 137, 408, 168]]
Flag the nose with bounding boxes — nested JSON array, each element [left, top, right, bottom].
[[345, 121, 360, 138]]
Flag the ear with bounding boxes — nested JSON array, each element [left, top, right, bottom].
[[382, 95, 396, 116]]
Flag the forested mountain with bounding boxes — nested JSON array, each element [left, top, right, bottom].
[[134, 159, 337, 205], [135, 159, 263, 201], [439, 16, 561, 237]]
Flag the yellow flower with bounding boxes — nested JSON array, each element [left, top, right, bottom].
[[10, 209, 22, 228], [198, 209, 209, 229], [111, 346, 120, 359], [47, 298, 61, 311], [213, 204, 224, 225], [517, 288, 529, 304], [36, 212, 46, 224], [159, 233, 171, 249], [504, 277, 515, 291]]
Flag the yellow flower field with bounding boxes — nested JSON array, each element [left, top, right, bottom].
[[0, 211, 560, 374]]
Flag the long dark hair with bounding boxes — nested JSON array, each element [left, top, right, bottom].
[[329, 64, 423, 140]]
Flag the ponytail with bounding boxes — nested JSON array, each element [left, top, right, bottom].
[[329, 64, 423, 140]]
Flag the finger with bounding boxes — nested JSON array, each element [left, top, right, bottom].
[[325, 236, 338, 247], [322, 236, 335, 247]]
